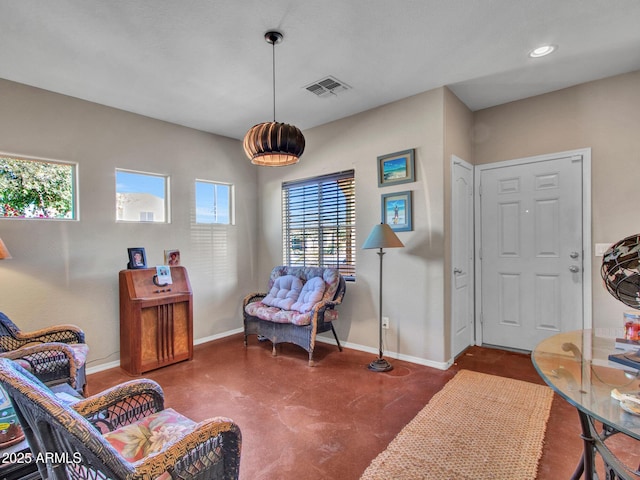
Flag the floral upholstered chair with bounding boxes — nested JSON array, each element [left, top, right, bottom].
[[0, 311, 88, 395], [0, 358, 242, 480]]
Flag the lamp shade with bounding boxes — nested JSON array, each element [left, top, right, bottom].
[[362, 223, 404, 250], [243, 121, 306, 167], [602, 233, 640, 308], [0, 238, 11, 259]]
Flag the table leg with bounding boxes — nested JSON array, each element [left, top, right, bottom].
[[576, 409, 596, 479]]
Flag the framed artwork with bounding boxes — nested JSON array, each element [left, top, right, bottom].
[[164, 249, 181, 266], [127, 247, 147, 269], [381, 191, 412, 232], [377, 149, 415, 187]]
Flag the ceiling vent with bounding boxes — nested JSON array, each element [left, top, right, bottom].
[[304, 76, 351, 98]]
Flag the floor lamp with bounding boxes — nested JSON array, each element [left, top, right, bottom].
[[362, 223, 404, 372]]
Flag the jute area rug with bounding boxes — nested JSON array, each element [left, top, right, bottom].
[[361, 370, 554, 480]]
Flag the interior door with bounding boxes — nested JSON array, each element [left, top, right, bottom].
[[479, 155, 583, 351], [452, 157, 475, 357]]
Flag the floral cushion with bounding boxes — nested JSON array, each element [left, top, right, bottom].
[[103, 408, 195, 462], [244, 302, 280, 320], [262, 275, 303, 310], [273, 309, 313, 326], [246, 267, 342, 326]]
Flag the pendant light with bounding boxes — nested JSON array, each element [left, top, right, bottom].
[[243, 31, 305, 167]]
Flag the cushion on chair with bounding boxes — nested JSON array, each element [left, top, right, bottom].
[[291, 277, 326, 313], [262, 275, 303, 310], [244, 302, 279, 320], [103, 408, 195, 462], [68, 343, 89, 366]]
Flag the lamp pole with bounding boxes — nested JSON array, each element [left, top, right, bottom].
[[369, 247, 392, 371], [362, 223, 402, 372]]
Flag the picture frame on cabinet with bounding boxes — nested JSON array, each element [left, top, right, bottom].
[[127, 247, 147, 269]]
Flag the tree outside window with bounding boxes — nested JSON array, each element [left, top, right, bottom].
[[0, 154, 76, 219]]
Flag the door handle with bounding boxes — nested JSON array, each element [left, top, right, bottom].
[[569, 265, 580, 273], [569, 251, 580, 259], [453, 268, 463, 275]]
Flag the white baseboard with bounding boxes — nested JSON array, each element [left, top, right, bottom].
[[316, 335, 453, 371], [86, 360, 121, 375], [86, 328, 451, 374], [194, 327, 244, 346]]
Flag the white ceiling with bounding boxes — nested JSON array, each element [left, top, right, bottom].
[[1, 1, 639, 140]]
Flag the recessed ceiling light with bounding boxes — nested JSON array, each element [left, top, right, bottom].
[[529, 45, 557, 58]]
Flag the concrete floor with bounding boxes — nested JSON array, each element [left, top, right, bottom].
[[87, 334, 600, 479]]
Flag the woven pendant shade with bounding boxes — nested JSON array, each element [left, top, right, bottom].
[[243, 121, 305, 166], [243, 30, 305, 167], [601, 233, 640, 308]]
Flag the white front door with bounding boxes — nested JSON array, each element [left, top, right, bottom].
[[479, 154, 583, 351], [452, 156, 474, 357]]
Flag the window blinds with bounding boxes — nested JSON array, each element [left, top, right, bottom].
[[282, 170, 356, 279]]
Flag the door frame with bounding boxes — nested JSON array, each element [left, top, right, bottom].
[[450, 155, 475, 357], [473, 148, 592, 347]]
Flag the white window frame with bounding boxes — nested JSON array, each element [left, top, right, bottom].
[[115, 168, 170, 223], [195, 179, 235, 225], [0, 152, 78, 220]]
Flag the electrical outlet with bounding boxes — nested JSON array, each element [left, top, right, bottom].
[[595, 243, 612, 257], [382, 316, 390, 329]]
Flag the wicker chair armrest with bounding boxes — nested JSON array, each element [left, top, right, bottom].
[[132, 417, 241, 479], [243, 292, 266, 307], [309, 298, 342, 315], [73, 379, 165, 432], [0, 342, 77, 361], [14, 324, 85, 344]]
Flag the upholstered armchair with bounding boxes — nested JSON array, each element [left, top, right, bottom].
[[0, 358, 242, 480], [0, 312, 88, 395]]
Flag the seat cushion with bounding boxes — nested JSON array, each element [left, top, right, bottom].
[[291, 277, 326, 313], [262, 275, 303, 310], [103, 408, 195, 462], [244, 302, 281, 321]]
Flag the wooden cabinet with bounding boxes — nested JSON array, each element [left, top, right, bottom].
[[119, 266, 193, 375]]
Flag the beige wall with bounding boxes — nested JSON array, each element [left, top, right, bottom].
[[0, 79, 259, 369], [257, 88, 451, 366], [3, 69, 636, 371], [473, 70, 640, 331]]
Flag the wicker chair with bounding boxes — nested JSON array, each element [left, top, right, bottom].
[[244, 266, 346, 365], [0, 358, 242, 480], [0, 311, 88, 395]]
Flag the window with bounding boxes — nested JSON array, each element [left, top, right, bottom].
[[195, 180, 234, 225], [116, 169, 169, 223], [282, 170, 356, 279], [0, 153, 77, 219]]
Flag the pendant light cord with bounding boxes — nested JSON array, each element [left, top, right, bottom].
[[272, 39, 276, 122]]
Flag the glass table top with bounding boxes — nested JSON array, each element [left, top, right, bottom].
[[532, 329, 640, 440]]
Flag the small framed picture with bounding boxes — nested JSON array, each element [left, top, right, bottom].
[[164, 249, 181, 266], [377, 149, 415, 187], [127, 247, 147, 269], [382, 191, 412, 232]]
